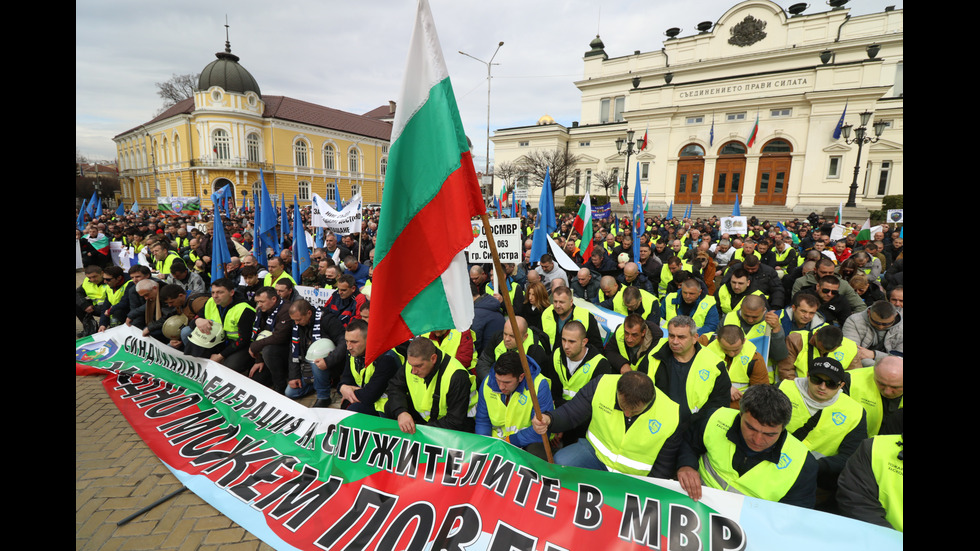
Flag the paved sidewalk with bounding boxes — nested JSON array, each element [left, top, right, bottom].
[[76, 270, 276, 550]]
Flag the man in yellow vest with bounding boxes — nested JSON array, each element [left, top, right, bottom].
[[532, 371, 682, 478], [845, 355, 903, 436], [539, 286, 602, 353], [187, 278, 256, 374], [476, 351, 553, 461], [779, 324, 862, 381], [76, 265, 109, 336], [263, 256, 296, 287], [605, 314, 659, 375], [837, 434, 904, 532], [338, 319, 400, 416], [676, 384, 818, 508], [699, 325, 769, 409], [384, 337, 476, 434], [475, 316, 550, 385], [150, 242, 182, 276], [778, 357, 867, 494]]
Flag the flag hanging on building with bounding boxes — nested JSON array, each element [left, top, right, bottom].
[[366, 0, 486, 366], [833, 102, 848, 140], [572, 189, 594, 261], [747, 111, 760, 147], [709, 113, 715, 146]]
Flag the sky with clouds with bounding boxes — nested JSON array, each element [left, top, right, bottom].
[[76, 0, 899, 167]]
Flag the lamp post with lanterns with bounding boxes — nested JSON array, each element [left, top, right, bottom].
[[615, 129, 639, 200], [839, 110, 887, 207]]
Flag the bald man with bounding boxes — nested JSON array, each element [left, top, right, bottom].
[[617, 262, 654, 293], [845, 356, 903, 436]]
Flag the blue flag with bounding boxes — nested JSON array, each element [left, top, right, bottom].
[[115, 203, 125, 217], [709, 115, 715, 147], [86, 191, 98, 217], [280, 193, 290, 246], [291, 195, 311, 283], [632, 162, 643, 262], [614, 214, 619, 235], [131, 200, 139, 214], [94, 199, 103, 218], [334, 180, 342, 211], [666, 201, 674, 220], [256, 170, 280, 264], [316, 227, 324, 249], [732, 196, 741, 217], [521, 199, 527, 218], [530, 167, 556, 263], [209, 206, 231, 281], [77, 199, 88, 230], [832, 102, 848, 140]]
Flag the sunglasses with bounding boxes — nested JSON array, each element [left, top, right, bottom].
[[809, 375, 840, 388], [820, 288, 840, 296]]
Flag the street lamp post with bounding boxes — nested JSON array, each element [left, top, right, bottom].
[[615, 129, 638, 200], [840, 110, 886, 208], [459, 41, 504, 200]]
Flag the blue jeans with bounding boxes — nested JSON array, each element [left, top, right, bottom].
[[284, 360, 332, 400], [553, 440, 607, 471]]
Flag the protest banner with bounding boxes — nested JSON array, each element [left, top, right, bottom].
[[76, 327, 901, 551], [157, 197, 201, 217], [467, 217, 521, 263], [311, 193, 362, 235], [719, 216, 748, 236], [593, 203, 612, 221]]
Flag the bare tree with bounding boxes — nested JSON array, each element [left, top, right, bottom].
[[494, 160, 525, 191], [593, 169, 621, 199], [516, 147, 581, 198], [155, 73, 199, 111]]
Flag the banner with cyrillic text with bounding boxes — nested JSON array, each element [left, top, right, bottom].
[[76, 326, 901, 551], [311, 193, 362, 235]]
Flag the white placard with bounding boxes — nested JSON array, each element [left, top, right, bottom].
[[295, 285, 335, 309], [720, 216, 748, 235], [466, 217, 521, 263], [886, 209, 904, 224]]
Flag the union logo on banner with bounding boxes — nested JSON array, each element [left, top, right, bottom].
[[75, 340, 120, 363]]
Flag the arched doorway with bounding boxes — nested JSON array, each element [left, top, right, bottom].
[[755, 139, 792, 206], [675, 144, 705, 204], [713, 141, 746, 205], [212, 178, 237, 210]]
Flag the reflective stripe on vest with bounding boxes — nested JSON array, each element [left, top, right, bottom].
[[646, 341, 724, 414], [541, 305, 592, 351], [405, 356, 477, 422], [585, 375, 680, 475], [83, 279, 109, 306], [552, 348, 597, 400]]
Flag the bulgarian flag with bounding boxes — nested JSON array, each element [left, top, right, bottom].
[[617, 178, 626, 205], [643, 187, 650, 217], [86, 233, 110, 256], [747, 111, 760, 147], [572, 190, 594, 260], [835, 202, 843, 224], [855, 218, 881, 244], [366, 0, 486, 366]]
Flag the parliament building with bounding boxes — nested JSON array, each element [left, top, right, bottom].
[[491, 0, 903, 214]]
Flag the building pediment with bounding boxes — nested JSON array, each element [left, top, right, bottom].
[[868, 139, 902, 153], [822, 143, 852, 153]]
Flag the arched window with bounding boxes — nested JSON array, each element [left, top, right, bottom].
[[761, 139, 792, 154], [247, 133, 261, 163], [380, 156, 387, 180], [680, 144, 705, 157], [252, 181, 262, 203], [295, 140, 309, 168], [173, 135, 181, 164], [323, 144, 336, 171], [298, 181, 311, 201], [348, 148, 360, 175], [213, 129, 231, 160], [719, 142, 746, 155]]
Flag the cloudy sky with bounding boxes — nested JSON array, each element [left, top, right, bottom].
[[76, 0, 899, 166]]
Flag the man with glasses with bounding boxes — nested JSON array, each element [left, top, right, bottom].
[[843, 301, 903, 367], [800, 275, 852, 327], [778, 357, 867, 496]]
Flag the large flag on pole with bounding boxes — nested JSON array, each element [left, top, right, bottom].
[[280, 192, 290, 247], [530, 167, 557, 263], [291, 195, 311, 283], [209, 202, 231, 281], [632, 162, 643, 261], [617, 177, 626, 205], [572, 189, 594, 261], [115, 203, 125, 217], [835, 201, 844, 224], [77, 199, 88, 230], [255, 170, 280, 264], [855, 218, 882, 245], [366, 0, 487, 366], [130, 200, 139, 214], [732, 195, 741, 217], [86, 191, 98, 217], [666, 201, 674, 220], [747, 111, 760, 148], [638, 124, 649, 151]]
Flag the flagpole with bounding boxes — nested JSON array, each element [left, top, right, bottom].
[[480, 212, 554, 463]]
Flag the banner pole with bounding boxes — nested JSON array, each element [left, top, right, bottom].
[[479, 213, 554, 463]]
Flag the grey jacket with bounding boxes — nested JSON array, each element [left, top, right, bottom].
[[842, 310, 903, 366]]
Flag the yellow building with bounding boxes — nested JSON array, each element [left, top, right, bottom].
[[114, 39, 392, 211]]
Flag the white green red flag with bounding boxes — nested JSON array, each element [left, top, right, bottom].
[[643, 187, 650, 217], [747, 112, 759, 147], [855, 218, 882, 244], [572, 190, 594, 260], [367, 0, 486, 366], [617, 178, 626, 205], [835, 202, 843, 224]]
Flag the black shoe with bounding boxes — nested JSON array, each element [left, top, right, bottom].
[[312, 399, 332, 408]]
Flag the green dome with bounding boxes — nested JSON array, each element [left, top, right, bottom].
[[198, 41, 261, 96]]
